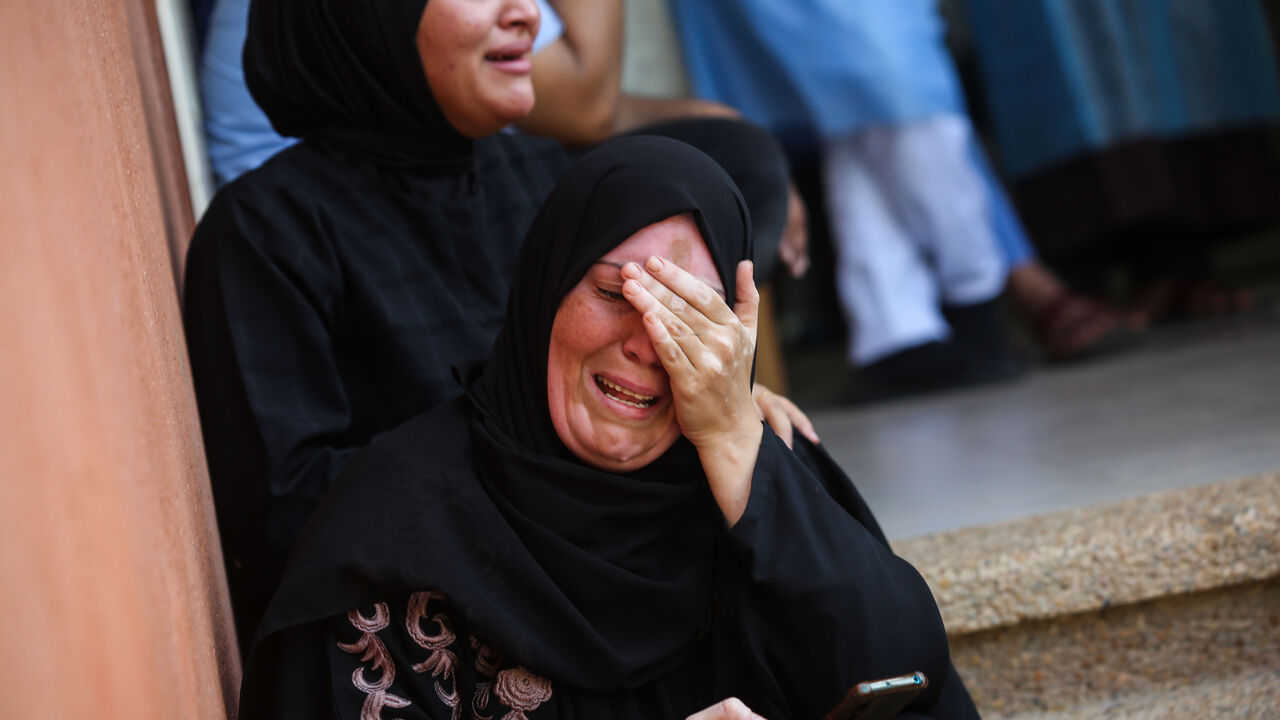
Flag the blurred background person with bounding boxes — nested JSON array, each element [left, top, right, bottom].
[[670, 0, 1129, 404], [956, 0, 1280, 325]]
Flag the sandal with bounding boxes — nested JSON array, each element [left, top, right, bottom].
[[1127, 279, 1257, 327], [1032, 292, 1130, 362]]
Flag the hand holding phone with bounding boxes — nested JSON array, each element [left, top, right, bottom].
[[822, 672, 928, 720]]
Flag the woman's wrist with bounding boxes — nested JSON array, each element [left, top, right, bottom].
[[696, 421, 764, 528]]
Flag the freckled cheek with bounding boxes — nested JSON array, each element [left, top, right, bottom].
[[563, 319, 621, 362]]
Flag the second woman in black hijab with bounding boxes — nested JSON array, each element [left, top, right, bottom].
[[184, 0, 568, 647], [238, 136, 979, 720]]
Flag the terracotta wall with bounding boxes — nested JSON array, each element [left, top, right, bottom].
[[0, 0, 239, 717]]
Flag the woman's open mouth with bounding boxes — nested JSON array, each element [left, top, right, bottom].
[[595, 375, 657, 409], [484, 50, 526, 62], [484, 43, 534, 73]]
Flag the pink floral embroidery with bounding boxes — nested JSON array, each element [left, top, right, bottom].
[[337, 603, 412, 720], [470, 636, 504, 720], [493, 667, 553, 720], [405, 591, 461, 719]]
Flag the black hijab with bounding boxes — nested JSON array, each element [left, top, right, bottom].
[[459, 134, 753, 682], [243, 137, 754, 710], [469, 134, 753, 453], [243, 0, 471, 168]]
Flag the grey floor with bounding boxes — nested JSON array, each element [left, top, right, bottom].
[[790, 309, 1280, 540]]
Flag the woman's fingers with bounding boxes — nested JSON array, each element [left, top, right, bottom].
[[622, 262, 741, 370], [628, 257, 737, 328], [684, 698, 766, 720], [752, 384, 820, 448], [638, 309, 698, 378], [779, 183, 810, 278], [753, 384, 792, 448], [734, 261, 759, 343], [623, 278, 700, 370]]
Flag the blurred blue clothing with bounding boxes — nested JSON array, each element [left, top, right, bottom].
[[671, 0, 966, 140], [961, 0, 1280, 178], [669, 0, 1033, 269], [199, 0, 565, 187], [201, 0, 296, 186], [972, 142, 1034, 269]]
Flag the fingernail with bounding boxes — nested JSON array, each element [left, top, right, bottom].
[[623, 279, 640, 294], [647, 256, 663, 272]]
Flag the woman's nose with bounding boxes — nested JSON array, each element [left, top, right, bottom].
[[621, 315, 661, 367], [500, 0, 540, 35]]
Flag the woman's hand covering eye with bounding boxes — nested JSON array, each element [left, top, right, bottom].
[[622, 256, 763, 526]]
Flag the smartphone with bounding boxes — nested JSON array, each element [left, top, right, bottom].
[[821, 671, 928, 720]]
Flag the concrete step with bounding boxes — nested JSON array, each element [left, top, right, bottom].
[[895, 473, 1280, 718], [1001, 667, 1279, 720]]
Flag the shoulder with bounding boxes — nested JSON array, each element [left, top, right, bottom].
[[335, 397, 476, 493], [252, 400, 482, 642], [299, 398, 480, 544], [192, 143, 357, 243], [186, 144, 357, 283]]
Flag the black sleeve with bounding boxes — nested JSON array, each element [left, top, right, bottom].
[[184, 186, 361, 642], [723, 428, 979, 720], [184, 183, 362, 533]]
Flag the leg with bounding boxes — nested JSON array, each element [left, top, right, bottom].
[[870, 115, 1007, 307], [823, 132, 949, 367]]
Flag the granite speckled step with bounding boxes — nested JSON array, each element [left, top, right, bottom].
[[1003, 667, 1279, 720], [894, 473, 1280, 718]]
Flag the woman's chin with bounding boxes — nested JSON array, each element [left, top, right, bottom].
[[452, 98, 535, 139], [498, 97, 536, 126], [582, 446, 668, 473], [571, 430, 681, 473]]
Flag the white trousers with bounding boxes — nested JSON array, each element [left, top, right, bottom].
[[823, 115, 1006, 366]]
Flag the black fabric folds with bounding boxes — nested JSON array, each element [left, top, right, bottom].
[[244, 0, 472, 169]]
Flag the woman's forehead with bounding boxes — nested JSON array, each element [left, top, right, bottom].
[[596, 215, 723, 291]]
